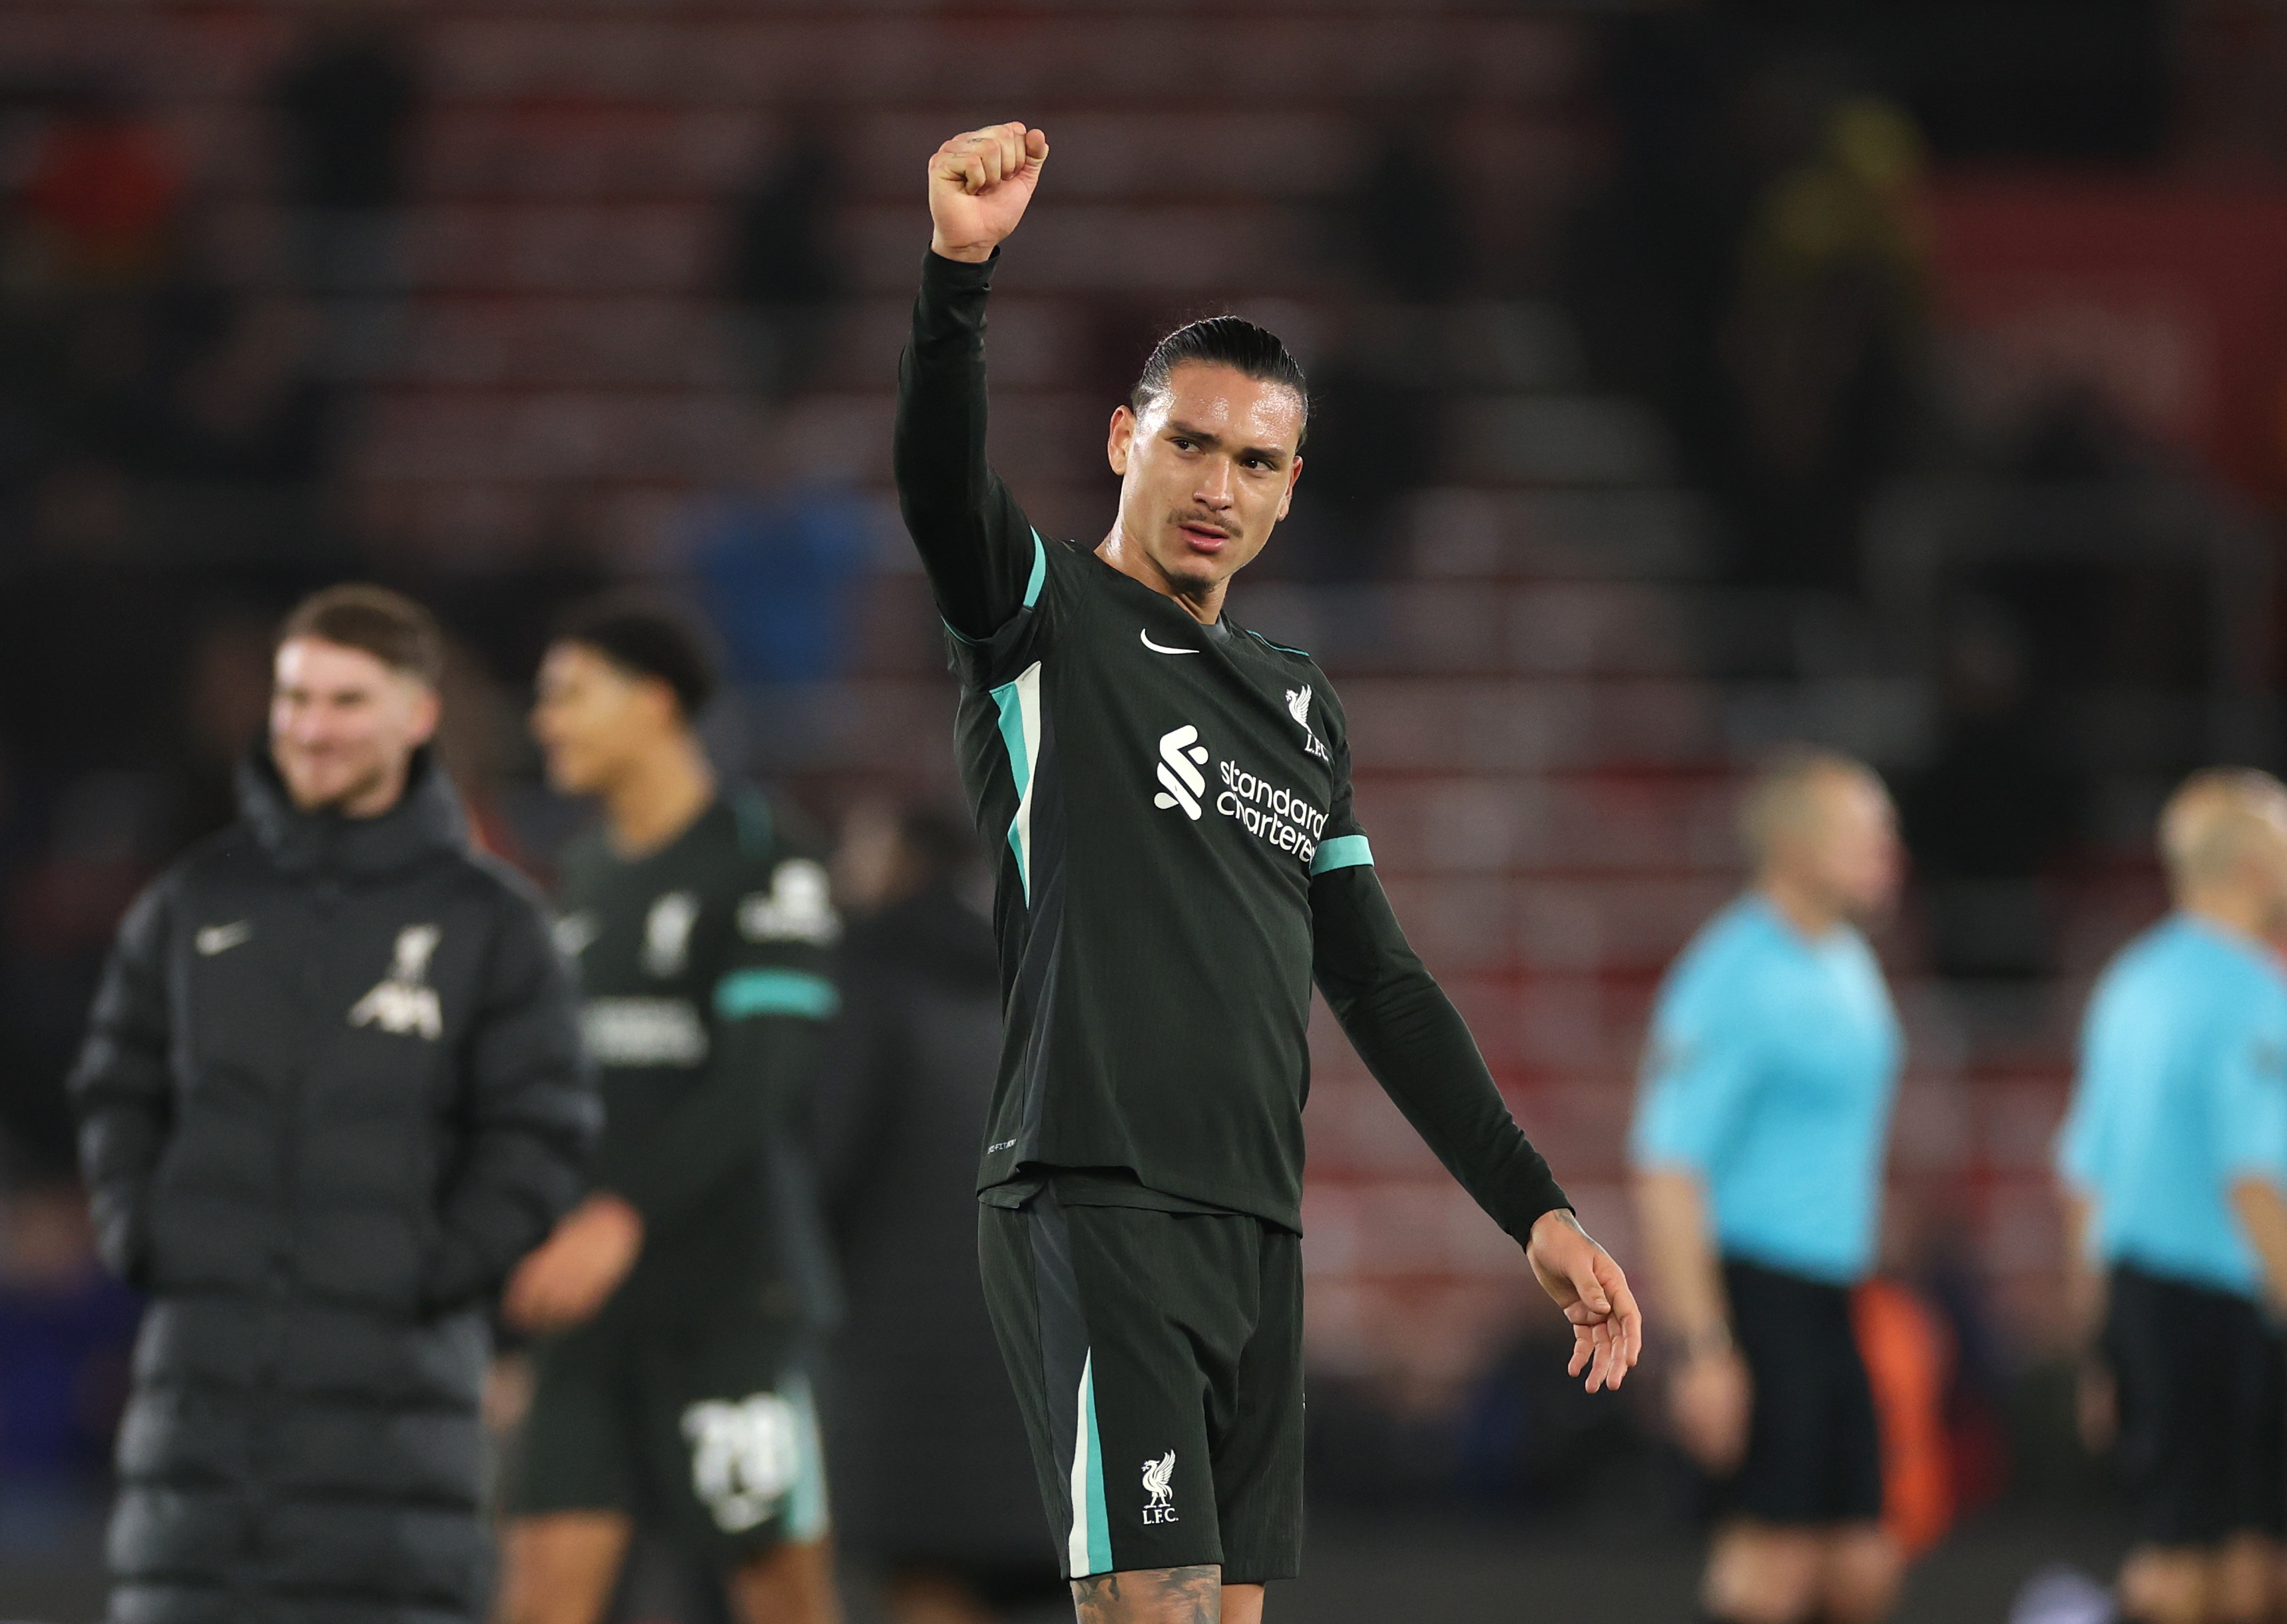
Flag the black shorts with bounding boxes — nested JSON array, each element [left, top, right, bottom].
[[2104, 1262, 2286, 1547], [503, 1310, 828, 1559], [978, 1185, 1304, 1584], [1717, 1258, 1884, 1527]]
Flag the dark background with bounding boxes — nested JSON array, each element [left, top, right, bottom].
[[0, 1, 2270, 1618]]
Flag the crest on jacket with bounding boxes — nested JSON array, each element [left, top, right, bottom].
[[350, 924, 443, 1040]]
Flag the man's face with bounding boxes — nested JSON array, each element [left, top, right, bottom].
[[530, 641, 669, 796], [1108, 362, 1304, 598], [270, 637, 439, 816], [1798, 771, 1904, 924]]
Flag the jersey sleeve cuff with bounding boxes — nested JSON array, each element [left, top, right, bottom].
[[922, 244, 999, 291], [1503, 1178, 1574, 1246]]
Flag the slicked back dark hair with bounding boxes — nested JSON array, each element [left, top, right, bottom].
[[1130, 316, 1309, 445]]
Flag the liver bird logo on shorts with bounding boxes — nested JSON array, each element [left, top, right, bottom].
[[1142, 1449, 1177, 1517]]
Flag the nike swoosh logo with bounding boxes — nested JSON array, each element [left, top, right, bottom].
[[553, 913, 601, 958], [196, 922, 252, 957], [1141, 631, 1199, 655]]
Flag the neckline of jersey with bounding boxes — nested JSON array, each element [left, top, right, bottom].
[[1076, 541, 1240, 645], [601, 794, 732, 871]]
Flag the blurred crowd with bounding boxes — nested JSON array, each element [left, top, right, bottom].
[[0, 3, 2278, 1615]]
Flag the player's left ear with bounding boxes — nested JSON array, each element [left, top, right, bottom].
[[1275, 453, 1302, 521]]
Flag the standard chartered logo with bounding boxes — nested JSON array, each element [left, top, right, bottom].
[[1149, 721, 1326, 862], [1153, 725, 1210, 820]]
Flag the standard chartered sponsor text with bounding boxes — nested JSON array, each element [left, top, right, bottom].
[[1216, 758, 1326, 862], [583, 997, 708, 1066]]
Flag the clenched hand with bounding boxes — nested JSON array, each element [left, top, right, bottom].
[[928, 122, 1049, 264]]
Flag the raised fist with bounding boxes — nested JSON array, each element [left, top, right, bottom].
[[927, 122, 1049, 264]]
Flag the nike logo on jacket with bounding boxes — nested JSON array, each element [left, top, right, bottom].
[[195, 921, 252, 956]]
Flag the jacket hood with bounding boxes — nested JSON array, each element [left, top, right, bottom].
[[849, 879, 998, 989], [237, 745, 470, 877]]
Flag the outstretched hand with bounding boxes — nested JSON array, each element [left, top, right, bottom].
[[1527, 1208, 1644, 1394], [928, 122, 1049, 264]]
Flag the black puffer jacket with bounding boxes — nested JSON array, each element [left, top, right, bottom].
[[70, 750, 597, 1624]]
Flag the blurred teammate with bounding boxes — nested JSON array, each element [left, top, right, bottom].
[[498, 599, 844, 1624], [71, 584, 597, 1624], [1631, 748, 1906, 1624], [2055, 768, 2287, 1624], [896, 122, 1639, 1624], [816, 806, 1065, 1623]]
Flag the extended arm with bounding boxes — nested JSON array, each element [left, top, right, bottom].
[[1628, 974, 1765, 1462], [1312, 866, 1567, 1234], [2058, 1184, 2107, 1347], [2230, 1177, 2287, 1318], [893, 123, 1051, 641], [67, 884, 175, 1287], [2057, 1184, 2117, 1452], [2215, 1025, 2287, 1318], [1635, 1165, 1752, 1470], [423, 895, 599, 1315], [1312, 864, 1640, 1390], [1634, 1166, 1732, 1351]]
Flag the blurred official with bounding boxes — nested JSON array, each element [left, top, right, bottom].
[[500, 599, 843, 1624], [816, 806, 1065, 1624], [69, 585, 598, 1624], [1631, 748, 1906, 1624], [2055, 769, 2287, 1624]]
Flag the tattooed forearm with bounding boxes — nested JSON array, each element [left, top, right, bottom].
[[1072, 1564, 1222, 1623]]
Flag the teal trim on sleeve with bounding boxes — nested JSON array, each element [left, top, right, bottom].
[[1312, 835, 1374, 875], [1246, 627, 1312, 657], [941, 531, 1047, 643], [991, 661, 1043, 903], [714, 968, 840, 1021]]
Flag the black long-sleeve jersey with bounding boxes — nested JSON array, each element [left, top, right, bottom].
[[894, 247, 1567, 1242], [553, 790, 840, 1326]]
